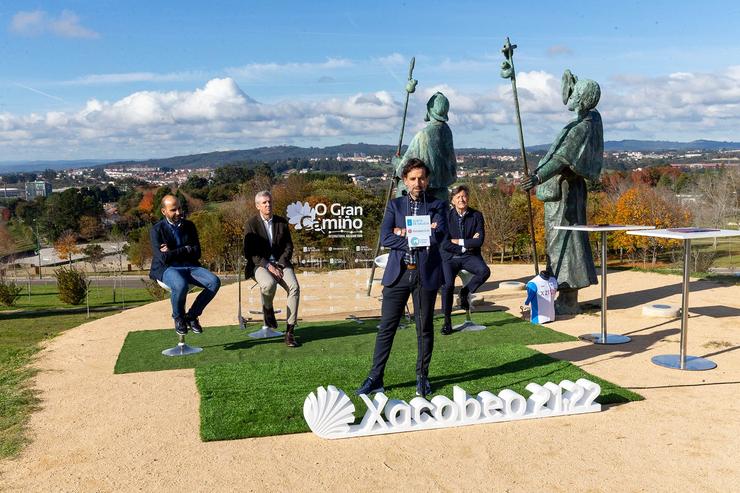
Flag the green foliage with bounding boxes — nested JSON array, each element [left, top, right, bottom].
[[54, 267, 88, 305], [0, 278, 22, 306]]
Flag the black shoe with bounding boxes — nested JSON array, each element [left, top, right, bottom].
[[174, 317, 188, 336], [355, 376, 384, 395], [459, 287, 470, 311], [441, 324, 454, 336], [186, 314, 203, 334], [284, 324, 299, 348], [263, 306, 278, 329], [416, 375, 432, 398]]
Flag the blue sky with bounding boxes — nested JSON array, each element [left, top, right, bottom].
[[2, 0, 740, 160]]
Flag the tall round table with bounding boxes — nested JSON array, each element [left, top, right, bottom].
[[627, 227, 740, 370], [555, 224, 655, 344]]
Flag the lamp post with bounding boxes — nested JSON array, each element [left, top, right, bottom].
[[33, 219, 41, 279]]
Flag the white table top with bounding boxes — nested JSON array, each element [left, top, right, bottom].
[[554, 224, 656, 232], [627, 228, 740, 240]]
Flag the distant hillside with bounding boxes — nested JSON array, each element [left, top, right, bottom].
[[2, 139, 739, 174], [0, 159, 125, 174]]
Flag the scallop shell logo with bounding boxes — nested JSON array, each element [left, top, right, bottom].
[[303, 385, 356, 438]]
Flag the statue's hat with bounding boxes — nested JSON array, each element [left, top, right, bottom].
[[561, 69, 578, 105], [425, 92, 449, 122]]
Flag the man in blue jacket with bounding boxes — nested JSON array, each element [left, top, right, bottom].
[[356, 159, 447, 398], [440, 185, 490, 335], [149, 195, 221, 335]]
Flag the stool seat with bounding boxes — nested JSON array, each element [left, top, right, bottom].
[[374, 253, 389, 269]]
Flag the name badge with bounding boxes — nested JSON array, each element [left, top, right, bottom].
[[405, 215, 432, 247]]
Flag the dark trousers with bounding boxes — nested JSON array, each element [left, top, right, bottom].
[[441, 254, 491, 324], [369, 268, 437, 381]]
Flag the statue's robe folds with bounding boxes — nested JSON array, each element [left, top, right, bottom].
[[395, 121, 457, 201], [535, 109, 603, 290]]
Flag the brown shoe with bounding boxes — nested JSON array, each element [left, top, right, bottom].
[[285, 324, 300, 348]]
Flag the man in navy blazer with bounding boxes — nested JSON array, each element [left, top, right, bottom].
[[356, 158, 447, 398], [440, 185, 490, 334], [149, 195, 221, 335]]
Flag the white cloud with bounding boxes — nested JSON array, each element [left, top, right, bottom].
[[9, 10, 99, 39], [60, 71, 204, 85], [3, 65, 740, 159], [225, 58, 354, 80]]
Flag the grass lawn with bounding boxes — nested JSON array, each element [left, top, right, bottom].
[[115, 312, 643, 441], [0, 284, 152, 458]]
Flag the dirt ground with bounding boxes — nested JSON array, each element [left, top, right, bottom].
[[1, 264, 738, 492]]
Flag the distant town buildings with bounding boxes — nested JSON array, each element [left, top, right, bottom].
[[26, 181, 53, 198]]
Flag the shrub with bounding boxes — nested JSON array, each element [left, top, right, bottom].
[[54, 267, 88, 305], [0, 277, 22, 306], [141, 279, 168, 301]]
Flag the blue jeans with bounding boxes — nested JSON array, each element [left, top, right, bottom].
[[162, 266, 221, 320]]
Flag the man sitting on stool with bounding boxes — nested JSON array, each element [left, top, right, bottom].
[[440, 185, 491, 335], [356, 158, 447, 398], [243, 190, 301, 348], [149, 194, 221, 335]]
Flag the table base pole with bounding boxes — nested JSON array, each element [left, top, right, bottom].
[[579, 333, 631, 345], [652, 354, 716, 371]]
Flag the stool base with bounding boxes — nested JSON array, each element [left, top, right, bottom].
[[248, 326, 284, 339], [162, 342, 203, 357]]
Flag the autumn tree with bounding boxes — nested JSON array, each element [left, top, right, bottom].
[[54, 230, 81, 265], [469, 186, 522, 263], [612, 186, 691, 266], [190, 210, 226, 272], [78, 215, 103, 240]]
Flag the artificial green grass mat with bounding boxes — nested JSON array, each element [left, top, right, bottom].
[[196, 345, 642, 441], [114, 311, 575, 374], [114, 311, 642, 441]]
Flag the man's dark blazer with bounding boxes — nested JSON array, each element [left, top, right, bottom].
[[381, 193, 447, 290], [148, 219, 202, 281], [243, 213, 294, 280], [441, 206, 485, 260]]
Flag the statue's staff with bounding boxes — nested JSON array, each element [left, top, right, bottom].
[[500, 37, 539, 275], [367, 56, 418, 296]]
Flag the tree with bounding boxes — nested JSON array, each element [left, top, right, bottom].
[[78, 215, 103, 240], [190, 210, 226, 271], [54, 231, 81, 265], [125, 225, 152, 270], [83, 244, 105, 273], [612, 186, 691, 266], [0, 223, 16, 256], [469, 186, 522, 263]]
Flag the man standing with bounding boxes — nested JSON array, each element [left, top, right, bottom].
[[394, 92, 457, 201], [243, 190, 301, 348], [149, 195, 221, 335], [440, 185, 491, 335], [357, 159, 447, 398]]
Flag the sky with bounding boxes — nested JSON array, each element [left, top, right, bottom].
[[1, 0, 740, 161]]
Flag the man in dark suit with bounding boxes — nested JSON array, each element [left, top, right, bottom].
[[356, 158, 447, 398], [243, 190, 300, 348], [440, 185, 491, 335], [149, 194, 221, 335]]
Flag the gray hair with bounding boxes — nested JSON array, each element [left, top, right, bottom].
[[254, 190, 272, 204], [450, 184, 470, 199]]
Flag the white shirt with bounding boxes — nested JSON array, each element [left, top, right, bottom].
[[261, 214, 276, 261]]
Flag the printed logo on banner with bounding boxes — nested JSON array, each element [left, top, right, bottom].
[[286, 200, 364, 238]]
